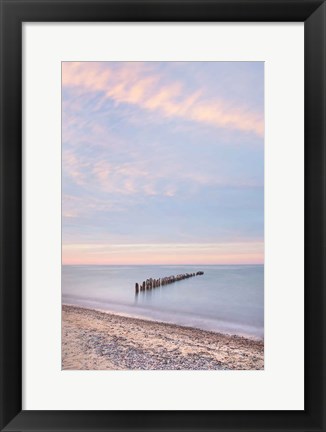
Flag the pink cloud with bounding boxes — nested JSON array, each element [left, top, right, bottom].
[[62, 150, 88, 185], [62, 242, 264, 265], [62, 62, 264, 137]]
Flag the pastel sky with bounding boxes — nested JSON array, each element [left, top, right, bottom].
[[62, 62, 264, 265]]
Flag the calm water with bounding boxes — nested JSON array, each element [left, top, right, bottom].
[[62, 265, 264, 339]]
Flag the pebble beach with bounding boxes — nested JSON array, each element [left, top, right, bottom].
[[62, 305, 264, 370]]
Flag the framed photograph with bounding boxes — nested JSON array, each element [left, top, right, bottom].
[[0, 0, 325, 431], [61, 59, 265, 373]]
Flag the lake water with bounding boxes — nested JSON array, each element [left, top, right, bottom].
[[62, 264, 264, 339]]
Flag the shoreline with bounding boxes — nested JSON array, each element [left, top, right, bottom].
[[62, 305, 264, 370], [62, 301, 263, 342]]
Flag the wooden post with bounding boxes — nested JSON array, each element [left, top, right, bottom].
[[135, 271, 204, 292]]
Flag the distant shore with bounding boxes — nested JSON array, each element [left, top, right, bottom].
[[62, 305, 264, 370]]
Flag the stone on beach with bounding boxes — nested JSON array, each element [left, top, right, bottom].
[[62, 305, 264, 371]]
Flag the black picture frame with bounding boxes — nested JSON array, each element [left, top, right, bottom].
[[0, 0, 325, 431]]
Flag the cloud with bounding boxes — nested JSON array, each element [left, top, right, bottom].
[[62, 62, 264, 137], [62, 150, 88, 186], [62, 241, 264, 265], [63, 141, 263, 201], [61, 62, 264, 265], [62, 193, 126, 221]]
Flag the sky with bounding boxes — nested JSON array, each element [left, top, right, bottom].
[[62, 61, 264, 265]]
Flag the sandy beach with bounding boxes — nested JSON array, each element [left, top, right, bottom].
[[62, 305, 264, 370]]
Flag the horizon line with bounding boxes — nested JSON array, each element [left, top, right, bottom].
[[61, 262, 264, 266]]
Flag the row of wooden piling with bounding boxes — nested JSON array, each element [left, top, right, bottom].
[[135, 271, 204, 294]]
